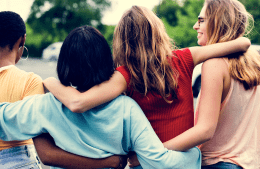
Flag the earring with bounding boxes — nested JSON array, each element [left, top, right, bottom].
[[19, 46, 29, 60]]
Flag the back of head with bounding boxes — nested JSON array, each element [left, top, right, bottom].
[[0, 11, 26, 51], [57, 25, 114, 92], [113, 6, 178, 102], [205, 0, 260, 90]]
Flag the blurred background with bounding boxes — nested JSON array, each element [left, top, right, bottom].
[[1, 0, 260, 168], [2, 0, 259, 59]]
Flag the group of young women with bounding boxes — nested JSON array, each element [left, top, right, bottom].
[[0, 0, 259, 169]]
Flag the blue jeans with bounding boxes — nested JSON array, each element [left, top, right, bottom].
[[202, 162, 242, 169], [51, 167, 115, 169], [0, 144, 42, 169]]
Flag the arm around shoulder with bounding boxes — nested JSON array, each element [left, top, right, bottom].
[[43, 71, 127, 113], [128, 100, 201, 168], [0, 96, 46, 141], [164, 58, 224, 152], [33, 134, 127, 169], [190, 37, 251, 66]]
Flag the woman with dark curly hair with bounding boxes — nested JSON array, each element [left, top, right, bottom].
[[0, 11, 43, 169]]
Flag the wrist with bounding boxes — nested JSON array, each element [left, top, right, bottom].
[[107, 155, 120, 168], [115, 156, 124, 169]]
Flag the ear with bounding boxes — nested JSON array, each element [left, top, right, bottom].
[[19, 34, 26, 47], [15, 34, 26, 64]]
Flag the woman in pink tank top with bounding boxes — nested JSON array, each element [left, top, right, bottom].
[[163, 0, 260, 168]]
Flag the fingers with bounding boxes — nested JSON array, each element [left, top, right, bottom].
[[128, 154, 140, 167]]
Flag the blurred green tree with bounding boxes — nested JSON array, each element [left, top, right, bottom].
[[154, 0, 204, 48], [102, 25, 115, 49], [154, 0, 259, 48], [239, 0, 260, 44], [26, 0, 111, 57]]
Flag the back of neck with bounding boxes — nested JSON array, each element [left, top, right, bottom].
[[0, 50, 16, 68]]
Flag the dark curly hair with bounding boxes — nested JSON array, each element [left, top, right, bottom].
[[0, 11, 26, 50], [57, 25, 114, 92]]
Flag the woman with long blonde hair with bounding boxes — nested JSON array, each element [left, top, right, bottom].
[[43, 5, 250, 168], [163, 0, 260, 168]]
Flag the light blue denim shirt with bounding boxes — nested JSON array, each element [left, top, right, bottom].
[[0, 93, 201, 169]]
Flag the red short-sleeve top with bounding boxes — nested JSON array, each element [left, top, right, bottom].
[[116, 48, 194, 142]]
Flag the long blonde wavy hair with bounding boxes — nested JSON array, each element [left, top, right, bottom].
[[113, 6, 178, 102], [205, 0, 260, 90]]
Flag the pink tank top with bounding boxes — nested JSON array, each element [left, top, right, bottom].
[[195, 59, 260, 169]]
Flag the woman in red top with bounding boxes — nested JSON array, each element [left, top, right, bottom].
[[43, 5, 250, 168]]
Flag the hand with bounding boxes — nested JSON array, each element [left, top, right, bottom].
[[128, 152, 140, 168], [115, 155, 128, 169]]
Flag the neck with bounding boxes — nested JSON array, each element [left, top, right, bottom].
[[0, 49, 16, 68]]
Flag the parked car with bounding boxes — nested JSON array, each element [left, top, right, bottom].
[[251, 44, 260, 55], [192, 63, 202, 98], [42, 42, 63, 61], [192, 63, 202, 109]]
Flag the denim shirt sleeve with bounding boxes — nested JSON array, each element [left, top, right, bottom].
[[128, 98, 202, 169], [0, 94, 51, 141]]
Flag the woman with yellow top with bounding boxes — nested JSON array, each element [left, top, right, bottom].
[[0, 11, 44, 168]]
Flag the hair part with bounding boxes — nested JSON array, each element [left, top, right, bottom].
[[113, 6, 179, 102], [0, 11, 26, 51], [205, 0, 260, 90], [57, 25, 114, 92]]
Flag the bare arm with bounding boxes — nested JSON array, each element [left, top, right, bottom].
[[43, 71, 127, 113], [33, 134, 127, 169], [189, 37, 250, 66], [163, 58, 224, 151]]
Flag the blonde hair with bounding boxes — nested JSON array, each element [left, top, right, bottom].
[[205, 0, 260, 90], [113, 6, 178, 102]]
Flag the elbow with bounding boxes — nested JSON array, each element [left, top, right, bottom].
[[201, 127, 215, 142], [38, 152, 54, 166], [194, 124, 216, 144], [69, 104, 83, 113], [203, 134, 213, 142], [245, 41, 251, 51], [40, 158, 51, 166], [242, 37, 251, 52], [38, 151, 62, 167], [67, 100, 85, 113]]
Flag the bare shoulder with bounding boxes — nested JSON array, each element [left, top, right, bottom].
[[202, 58, 227, 71], [202, 58, 228, 79]]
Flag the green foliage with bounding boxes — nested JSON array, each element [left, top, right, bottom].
[[26, 23, 52, 58], [26, 0, 260, 57], [102, 25, 115, 49], [154, 0, 204, 48], [155, 0, 260, 47], [238, 0, 260, 44], [26, 0, 111, 57]]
